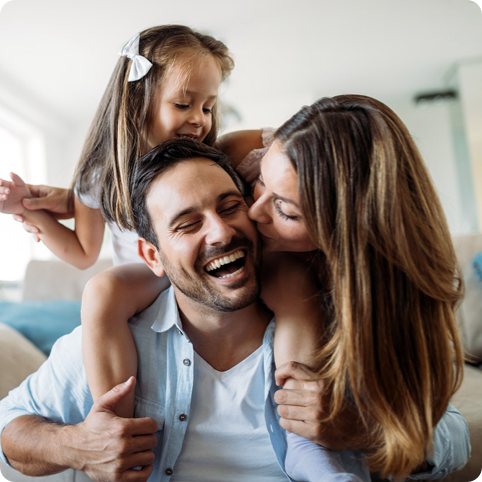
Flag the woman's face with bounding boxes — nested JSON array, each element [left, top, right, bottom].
[[248, 141, 317, 253]]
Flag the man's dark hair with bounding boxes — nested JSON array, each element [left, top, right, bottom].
[[130, 138, 245, 249]]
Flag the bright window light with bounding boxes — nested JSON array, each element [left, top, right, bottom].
[[0, 125, 32, 282]]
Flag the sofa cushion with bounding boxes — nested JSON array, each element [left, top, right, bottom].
[[452, 234, 482, 363], [473, 252, 482, 286], [0, 323, 46, 400], [0, 300, 81, 356]]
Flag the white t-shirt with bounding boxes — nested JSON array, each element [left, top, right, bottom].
[[170, 346, 288, 481]]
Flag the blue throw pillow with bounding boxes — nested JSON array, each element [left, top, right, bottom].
[[0, 300, 81, 356], [473, 252, 482, 286]]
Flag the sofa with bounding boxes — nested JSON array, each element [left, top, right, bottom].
[[1, 234, 481, 482]]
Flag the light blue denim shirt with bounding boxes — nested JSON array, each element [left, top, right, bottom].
[[0, 287, 470, 481]]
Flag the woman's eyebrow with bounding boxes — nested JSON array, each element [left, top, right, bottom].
[[273, 193, 300, 208]]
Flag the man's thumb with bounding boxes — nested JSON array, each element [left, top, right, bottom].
[[93, 376, 136, 413]]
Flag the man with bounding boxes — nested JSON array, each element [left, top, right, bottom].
[[0, 139, 470, 482]]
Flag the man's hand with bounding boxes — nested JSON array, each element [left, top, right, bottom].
[[74, 377, 158, 482], [274, 362, 374, 453]]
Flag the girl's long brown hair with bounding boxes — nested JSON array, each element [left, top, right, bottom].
[[276, 95, 464, 480], [71, 25, 234, 230]]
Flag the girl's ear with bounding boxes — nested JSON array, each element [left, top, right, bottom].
[[138, 238, 166, 278]]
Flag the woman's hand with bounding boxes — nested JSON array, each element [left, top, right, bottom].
[[22, 184, 74, 219], [274, 361, 375, 453], [0, 172, 32, 216], [9, 182, 73, 242]]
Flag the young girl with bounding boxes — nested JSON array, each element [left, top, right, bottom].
[[0, 26, 366, 481]]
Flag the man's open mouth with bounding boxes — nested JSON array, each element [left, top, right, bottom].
[[204, 249, 246, 279]]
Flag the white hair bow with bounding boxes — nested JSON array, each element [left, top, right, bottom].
[[119, 32, 153, 82]]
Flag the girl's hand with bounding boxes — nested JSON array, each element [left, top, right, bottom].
[[12, 214, 41, 243], [22, 184, 74, 220], [0, 172, 32, 216]]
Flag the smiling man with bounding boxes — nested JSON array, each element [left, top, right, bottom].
[[0, 139, 293, 482]]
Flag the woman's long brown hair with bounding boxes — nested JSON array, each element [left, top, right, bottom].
[[71, 25, 234, 230], [276, 95, 464, 480]]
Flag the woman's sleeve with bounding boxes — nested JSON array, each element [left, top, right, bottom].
[[408, 403, 470, 480]]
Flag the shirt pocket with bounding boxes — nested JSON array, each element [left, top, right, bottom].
[[135, 396, 165, 435]]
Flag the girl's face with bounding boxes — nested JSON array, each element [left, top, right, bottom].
[[248, 141, 317, 253], [145, 55, 222, 154]]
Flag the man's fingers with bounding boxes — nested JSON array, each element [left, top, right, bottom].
[[275, 361, 319, 386], [278, 418, 316, 440], [120, 464, 154, 482], [274, 387, 319, 407], [125, 419, 159, 437], [93, 377, 136, 414], [277, 401, 321, 423]]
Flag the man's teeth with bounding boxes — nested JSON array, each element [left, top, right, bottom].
[[205, 250, 245, 272], [218, 267, 244, 279]]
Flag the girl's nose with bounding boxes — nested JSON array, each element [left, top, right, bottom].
[[189, 107, 205, 127]]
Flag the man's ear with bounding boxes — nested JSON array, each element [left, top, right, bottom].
[[138, 238, 166, 278]]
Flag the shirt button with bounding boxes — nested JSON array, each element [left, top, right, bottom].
[[165, 468, 173, 476], [179, 413, 187, 421], [177, 329, 183, 336], [183, 359, 191, 366]]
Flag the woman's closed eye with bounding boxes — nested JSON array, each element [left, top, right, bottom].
[[275, 200, 300, 221]]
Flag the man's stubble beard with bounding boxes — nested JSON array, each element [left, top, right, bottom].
[[158, 237, 261, 313]]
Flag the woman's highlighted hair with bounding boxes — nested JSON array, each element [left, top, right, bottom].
[[276, 95, 464, 480]]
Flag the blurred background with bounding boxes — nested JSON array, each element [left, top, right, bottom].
[[0, 0, 481, 291]]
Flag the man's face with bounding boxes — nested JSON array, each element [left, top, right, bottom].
[[143, 158, 261, 312]]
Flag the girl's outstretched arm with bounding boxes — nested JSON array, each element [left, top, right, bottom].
[[81, 264, 170, 418], [2, 173, 105, 269]]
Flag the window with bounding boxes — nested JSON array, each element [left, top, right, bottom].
[[0, 110, 47, 284]]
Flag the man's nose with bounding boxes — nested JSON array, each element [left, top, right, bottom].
[[204, 214, 237, 245], [248, 195, 270, 224]]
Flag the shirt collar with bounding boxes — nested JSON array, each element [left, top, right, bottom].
[[151, 286, 186, 335]]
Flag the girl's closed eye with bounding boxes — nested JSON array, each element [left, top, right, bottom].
[[175, 103, 190, 110]]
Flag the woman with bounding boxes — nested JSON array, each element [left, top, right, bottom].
[[224, 94, 466, 480]]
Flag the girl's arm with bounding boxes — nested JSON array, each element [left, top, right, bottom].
[[81, 264, 170, 418], [21, 196, 105, 270], [1, 172, 104, 269]]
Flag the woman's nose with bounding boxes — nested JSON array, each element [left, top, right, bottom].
[[248, 195, 270, 224]]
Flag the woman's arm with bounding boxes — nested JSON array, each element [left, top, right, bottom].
[[82, 264, 170, 418]]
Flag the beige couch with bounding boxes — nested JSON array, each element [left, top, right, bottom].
[[1, 234, 482, 482]]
